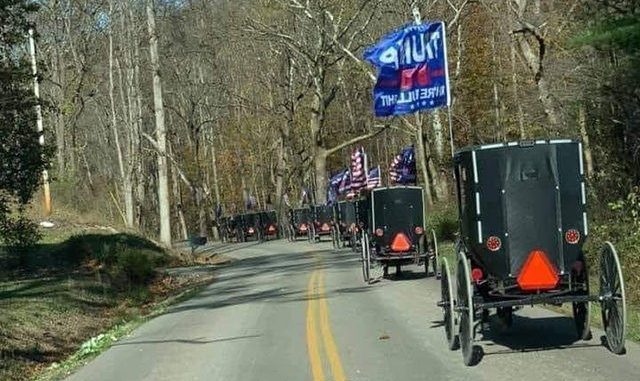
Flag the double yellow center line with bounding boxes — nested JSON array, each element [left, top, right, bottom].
[[306, 269, 347, 381]]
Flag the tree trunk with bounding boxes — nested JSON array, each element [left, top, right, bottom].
[[146, 0, 172, 246], [415, 121, 434, 207], [108, 4, 133, 228], [314, 148, 328, 204], [431, 112, 448, 201], [514, 29, 561, 128], [511, 42, 526, 138], [210, 140, 221, 206], [171, 158, 188, 240], [578, 103, 594, 178]]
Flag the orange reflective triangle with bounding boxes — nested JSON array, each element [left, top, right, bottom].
[[517, 250, 559, 291], [390, 233, 412, 252]]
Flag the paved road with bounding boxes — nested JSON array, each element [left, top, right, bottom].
[[68, 240, 640, 381]]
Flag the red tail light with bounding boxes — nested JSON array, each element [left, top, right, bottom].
[[471, 268, 484, 283], [268, 225, 276, 232], [300, 224, 307, 232], [486, 236, 501, 252], [375, 228, 384, 237], [414, 226, 424, 235], [390, 233, 412, 252], [517, 250, 559, 291], [321, 223, 330, 232], [248, 227, 255, 234], [565, 229, 580, 244]]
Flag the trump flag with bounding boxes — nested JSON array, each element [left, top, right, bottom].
[[364, 21, 450, 117]]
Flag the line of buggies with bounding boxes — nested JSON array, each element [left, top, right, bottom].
[[293, 140, 627, 366], [287, 187, 440, 281], [219, 210, 280, 243]]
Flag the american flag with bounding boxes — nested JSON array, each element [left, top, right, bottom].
[[350, 147, 367, 193], [327, 169, 347, 204], [338, 170, 351, 194], [389, 154, 402, 183], [389, 146, 417, 185], [366, 166, 382, 190]]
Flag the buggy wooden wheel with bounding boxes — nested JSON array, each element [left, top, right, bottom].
[[457, 252, 475, 366], [431, 229, 440, 279], [331, 226, 337, 249], [361, 231, 371, 283], [572, 258, 592, 340], [440, 257, 459, 350], [600, 241, 626, 354]]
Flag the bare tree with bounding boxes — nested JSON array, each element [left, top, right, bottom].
[[146, 0, 171, 245]]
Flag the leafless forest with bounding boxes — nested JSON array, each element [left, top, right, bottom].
[[31, 0, 640, 247]]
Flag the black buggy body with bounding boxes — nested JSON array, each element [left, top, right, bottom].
[[240, 212, 262, 242], [439, 140, 627, 365], [360, 187, 437, 281], [289, 207, 312, 241], [225, 215, 242, 243], [219, 217, 230, 242], [310, 204, 333, 242], [332, 200, 358, 248], [455, 140, 586, 289], [259, 210, 278, 240]]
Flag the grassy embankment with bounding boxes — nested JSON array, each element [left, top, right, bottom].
[[0, 224, 223, 381]]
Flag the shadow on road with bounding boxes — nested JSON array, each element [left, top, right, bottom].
[[113, 334, 262, 347], [476, 314, 603, 358], [161, 246, 371, 315]]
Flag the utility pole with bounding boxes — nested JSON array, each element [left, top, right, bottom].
[[28, 28, 52, 217]]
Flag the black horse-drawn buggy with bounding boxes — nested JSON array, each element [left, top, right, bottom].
[[331, 200, 357, 249], [222, 215, 243, 243], [239, 212, 262, 242], [360, 186, 439, 283], [258, 210, 279, 240], [219, 216, 231, 243], [309, 204, 333, 243], [439, 140, 626, 365], [288, 207, 312, 241]]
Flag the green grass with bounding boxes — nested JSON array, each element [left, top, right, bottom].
[[0, 226, 211, 381], [34, 282, 211, 381]]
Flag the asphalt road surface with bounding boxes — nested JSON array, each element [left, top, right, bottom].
[[67, 239, 640, 381]]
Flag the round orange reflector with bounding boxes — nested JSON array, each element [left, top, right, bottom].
[[414, 226, 424, 235], [486, 236, 502, 251], [565, 229, 580, 244], [375, 228, 384, 237]]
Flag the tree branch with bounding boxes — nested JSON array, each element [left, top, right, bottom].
[[325, 124, 389, 156]]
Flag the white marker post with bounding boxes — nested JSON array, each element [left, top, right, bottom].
[[28, 28, 52, 217]]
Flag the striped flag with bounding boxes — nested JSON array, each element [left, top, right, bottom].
[[350, 147, 367, 193], [338, 170, 351, 194], [366, 166, 381, 190], [389, 154, 402, 183], [328, 169, 348, 204], [390, 146, 417, 185]]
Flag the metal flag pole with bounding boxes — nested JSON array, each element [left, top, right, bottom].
[[412, 3, 456, 159], [28, 28, 52, 217]]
